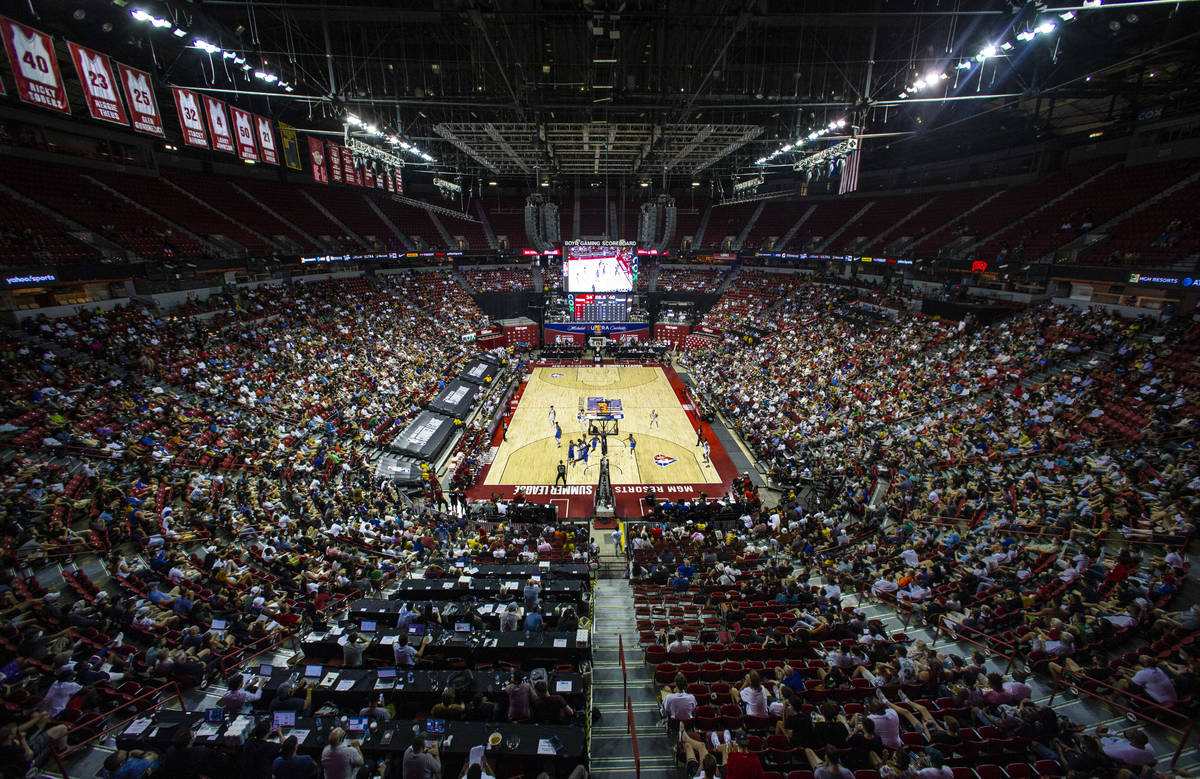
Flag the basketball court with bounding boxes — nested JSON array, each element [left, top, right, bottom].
[[468, 362, 739, 517]]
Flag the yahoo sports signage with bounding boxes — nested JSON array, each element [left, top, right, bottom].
[[7, 273, 56, 285]]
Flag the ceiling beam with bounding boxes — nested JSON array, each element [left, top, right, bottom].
[[484, 123, 533, 174], [692, 127, 764, 175], [662, 125, 714, 172], [431, 125, 500, 173]]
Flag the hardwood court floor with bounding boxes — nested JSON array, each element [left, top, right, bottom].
[[484, 365, 713, 486]]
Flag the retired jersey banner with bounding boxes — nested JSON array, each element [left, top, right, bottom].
[[383, 166, 393, 193], [202, 95, 234, 153], [279, 122, 302, 171], [342, 147, 356, 184], [229, 106, 258, 161], [1, 17, 69, 113], [117, 64, 163, 137], [308, 136, 328, 183], [67, 42, 127, 125], [171, 87, 208, 148], [327, 141, 343, 183], [254, 115, 279, 165], [395, 167, 404, 195], [364, 166, 375, 188]]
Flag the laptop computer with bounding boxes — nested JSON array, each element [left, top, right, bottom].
[[273, 710, 296, 730], [360, 621, 377, 633], [304, 664, 323, 678], [375, 668, 396, 690], [204, 708, 226, 724], [258, 664, 274, 678], [210, 619, 227, 631], [346, 717, 369, 738], [454, 622, 472, 632], [424, 718, 446, 735]]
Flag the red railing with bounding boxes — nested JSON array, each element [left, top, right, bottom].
[[618, 633, 628, 701], [627, 695, 641, 779], [935, 617, 1020, 672], [1048, 670, 1194, 767], [48, 681, 184, 778]]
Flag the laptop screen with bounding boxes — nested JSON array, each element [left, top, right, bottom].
[[360, 621, 377, 632], [425, 718, 446, 734], [304, 665, 322, 677], [347, 717, 368, 733], [258, 664, 273, 677], [408, 624, 426, 636], [377, 668, 396, 679], [454, 561, 466, 568], [205, 708, 225, 723], [273, 711, 296, 729], [454, 622, 471, 632], [210, 619, 227, 630]]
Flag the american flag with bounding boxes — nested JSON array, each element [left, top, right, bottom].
[[839, 147, 861, 195]]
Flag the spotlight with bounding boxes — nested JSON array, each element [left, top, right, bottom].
[[1035, 22, 1056, 34]]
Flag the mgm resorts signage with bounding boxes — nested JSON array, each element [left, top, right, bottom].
[[1128, 273, 1195, 287]]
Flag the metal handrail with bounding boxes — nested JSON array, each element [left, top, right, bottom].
[[1047, 670, 1195, 767], [48, 680, 184, 777]]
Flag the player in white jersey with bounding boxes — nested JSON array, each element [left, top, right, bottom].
[[649, 410, 659, 429]]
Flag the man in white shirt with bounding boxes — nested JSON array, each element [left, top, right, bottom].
[[1125, 659, 1177, 704], [661, 673, 698, 721], [1002, 670, 1033, 702], [1097, 726, 1155, 767]]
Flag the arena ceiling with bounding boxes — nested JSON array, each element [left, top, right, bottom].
[[29, 0, 1200, 184]]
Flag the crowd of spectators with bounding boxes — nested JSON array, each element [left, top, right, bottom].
[[656, 266, 730, 293], [0, 271, 563, 777], [464, 267, 535, 293], [635, 273, 1199, 778]]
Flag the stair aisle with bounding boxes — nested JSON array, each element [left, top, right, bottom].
[[589, 571, 675, 779]]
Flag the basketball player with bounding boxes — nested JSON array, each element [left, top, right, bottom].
[[577, 410, 585, 433], [649, 409, 659, 429], [555, 422, 562, 448], [702, 439, 711, 465], [696, 427, 705, 447], [548, 405, 556, 428], [627, 433, 636, 456], [580, 443, 589, 467], [567, 440, 576, 463]]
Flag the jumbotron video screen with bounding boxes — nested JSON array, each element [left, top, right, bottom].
[[565, 242, 636, 293]]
